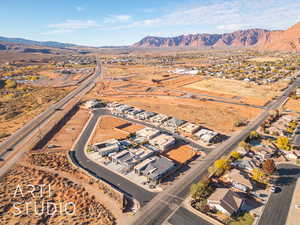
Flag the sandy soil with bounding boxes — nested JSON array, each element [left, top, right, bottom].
[[283, 98, 300, 112], [90, 116, 144, 144], [248, 56, 283, 62], [101, 95, 261, 135], [41, 108, 91, 150], [165, 144, 197, 164], [185, 78, 287, 100]]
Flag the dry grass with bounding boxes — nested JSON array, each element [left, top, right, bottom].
[[43, 108, 90, 150], [185, 78, 286, 100], [283, 98, 300, 111], [101, 95, 261, 134], [248, 56, 283, 62]]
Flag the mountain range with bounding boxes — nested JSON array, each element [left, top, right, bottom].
[[0, 36, 76, 49], [0, 21, 299, 52], [133, 21, 300, 51]]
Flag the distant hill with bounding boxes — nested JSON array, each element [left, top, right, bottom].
[[133, 29, 272, 48], [133, 21, 300, 52], [256, 22, 300, 51], [0, 36, 76, 49]]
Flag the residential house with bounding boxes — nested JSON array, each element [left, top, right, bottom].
[[93, 139, 120, 157], [113, 104, 133, 114], [224, 169, 253, 192], [135, 111, 157, 120], [149, 134, 175, 152], [162, 117, 186, 132], [150, 114, 169, 125], [83, 99, 104, 109], [134, 157, 157, 175], [231, 157, 256, 171], [194, 129, 220, 144], [207, 188, 246, 215], [142, 156, 177, 184], [178, 122, 200, 135], [111, 148, 155, 171], [107, 102, 121, 110], [135, 127, 160, 143], [126, 108, 144, 118]]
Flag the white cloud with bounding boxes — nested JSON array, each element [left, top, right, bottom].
[[48, 20, 101, 33], [103, 15, 132, 24], [102, 0, 300, 33], [46, 0, 300, 37]]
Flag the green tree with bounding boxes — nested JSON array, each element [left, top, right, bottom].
[[276, 136, 291, 151], [190, 180, 211, 200]]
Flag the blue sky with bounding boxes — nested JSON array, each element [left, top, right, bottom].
[[0, 0, 300, 46]]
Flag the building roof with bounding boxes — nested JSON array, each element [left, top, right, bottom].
[[136, 127, 160, 138], [225, 169, 253, 190], [208, 188, 244, 215], [165, 117, 186, 127], [143, 156, 176, 180], [231, 158, 256, 171], [179, 122, 200, 132], [149, 134, 175, 149]]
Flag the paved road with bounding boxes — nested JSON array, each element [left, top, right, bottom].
[[258, 164, 300, 225], [167, 207, 213, 225], [0, 58, 101, 175], [128, 77, 300, 225], [70, 107, 214, 205], [71, 109, 156, 205]]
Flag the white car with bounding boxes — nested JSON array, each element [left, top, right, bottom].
[[270, 186, 280, 193]]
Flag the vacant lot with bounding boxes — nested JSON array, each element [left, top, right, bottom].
[[248, 56, 283, 62], [185, 78, 286, 100], [101, 96, 260, 134], [90, 116, 144, 143], [283, 98, 300, 112], [165, 144, 197, 164], [37, 107, 90, 150]]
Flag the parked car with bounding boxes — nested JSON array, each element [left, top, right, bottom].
[[270, 186, 281, 193], [47, 144, 57, 149]]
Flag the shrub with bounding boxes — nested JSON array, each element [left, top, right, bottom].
[[276, 136, 291, 151], [0, 133, 10, 139], [230, 151, 241, 160], [4, 79, 17, 88]]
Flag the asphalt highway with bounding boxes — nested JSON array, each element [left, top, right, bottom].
[[0, 58, 101, 174]]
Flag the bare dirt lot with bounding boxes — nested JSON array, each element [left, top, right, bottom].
[[38, 107, 91, 151], [247, 56, 283, 62], [101, 95, 261, 135], [165, 144, 197, 164], [184, 78, 288, 104], [90, 116, 144, 144], [283, 98, 300, 112]]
